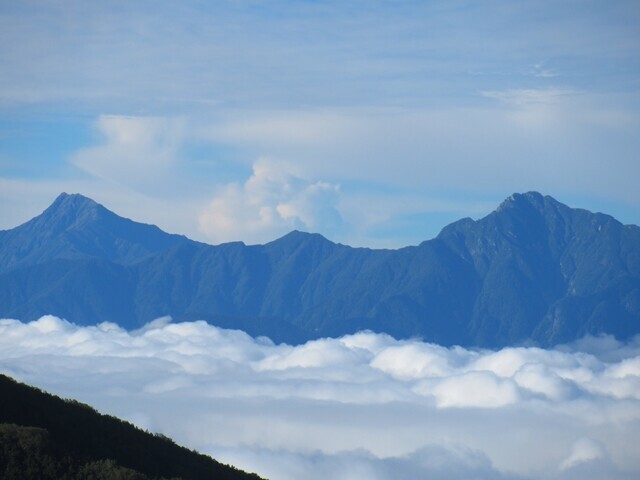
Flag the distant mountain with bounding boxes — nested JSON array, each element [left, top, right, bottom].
[[0, 374, 263, 480], [0, 193, 190, 272], [0, 191, 638, 347]]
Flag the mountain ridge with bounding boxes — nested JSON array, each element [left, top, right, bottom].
[[0, 191, 638, 347]]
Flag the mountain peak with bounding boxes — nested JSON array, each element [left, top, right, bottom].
[[438, 192, 558, 241], [0, 193, 190, 270], [273, 230, 332, 245], [37, 192, 110, 234], [54, 190, 102, 209], [55, 191, 91, 201], [49, 192, 100, 211], [496, 191, 547, 212], [264, 230, 335, 258]]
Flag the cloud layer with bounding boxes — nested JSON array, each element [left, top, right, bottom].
[[1, 316, 639, 479]]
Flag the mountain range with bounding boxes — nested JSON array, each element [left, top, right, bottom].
[[1, 191, 638, 347]]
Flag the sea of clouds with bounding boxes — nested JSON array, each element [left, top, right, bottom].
[[1, 315, 639, 480]]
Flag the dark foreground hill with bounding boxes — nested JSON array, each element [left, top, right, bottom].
[[0, 191, 638, 347], [0, 374, 263, 480]]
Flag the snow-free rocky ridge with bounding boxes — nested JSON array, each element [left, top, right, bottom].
[[1, 191, 638, 347]]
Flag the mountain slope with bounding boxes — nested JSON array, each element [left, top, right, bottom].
[[435, 192, 640, 345], [0, 191, 638, 347], [0, 374, 263, 480], [0, 193, 190, 272]]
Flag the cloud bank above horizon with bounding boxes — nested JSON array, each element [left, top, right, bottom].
[[1, 315, 639, 479]]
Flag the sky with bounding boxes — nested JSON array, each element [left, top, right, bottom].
[[1, 315, 639, 480], [1, 4, 639, 478], [0, 0, 639, 247]]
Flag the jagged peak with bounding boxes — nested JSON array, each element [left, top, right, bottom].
[[34, 193, 115, 231], [496, 191, 547, 212], [48, 192, 100, 211], [39, 193, 106, 222]]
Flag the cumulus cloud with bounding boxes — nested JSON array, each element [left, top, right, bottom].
[[198, 158, 343, 244], [1, 316, 639, 480]]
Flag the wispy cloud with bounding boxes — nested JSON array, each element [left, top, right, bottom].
[[1, 1, 638, 110], [528, 63, 559, 79], [481, 88, 579, 107], [1, 316, 639, 479], [70, 115, 188, 193]]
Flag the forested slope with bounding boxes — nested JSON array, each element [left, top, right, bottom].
[[0, 374, 263, 480]]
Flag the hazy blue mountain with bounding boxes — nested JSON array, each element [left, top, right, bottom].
[[0, 193, 190, 272], [0, 192, 638, 347], [435, 193, 640, 345]]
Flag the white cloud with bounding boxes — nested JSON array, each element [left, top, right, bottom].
[[1, 316, 639, 479], [513, 363, 575, 401], [207, 102, 640, 211], [70, 115, 187, 192], [419, 371, 521, 408], [529, 63, 559, 79], [210, 110, 358, 149], [482, 88, 579, 107], [211, 445, 515, 480], [198, 158, 343, 244], [559, 437, 605, 471]]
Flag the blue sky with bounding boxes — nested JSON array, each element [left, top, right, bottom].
[[1, 0, 639, 247]]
